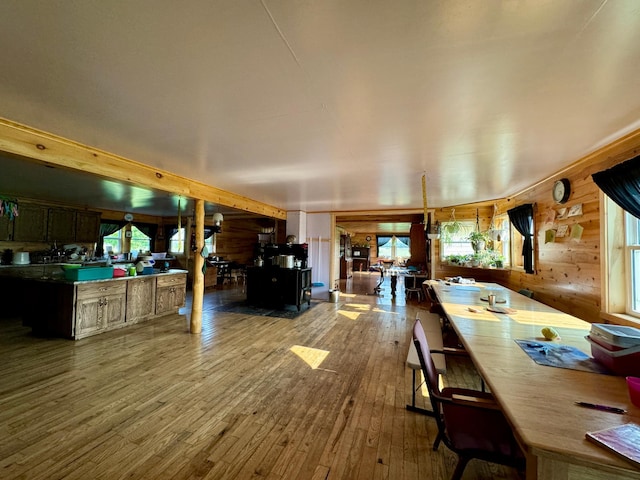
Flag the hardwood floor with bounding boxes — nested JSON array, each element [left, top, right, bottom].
[[0, 273, 520, 479]]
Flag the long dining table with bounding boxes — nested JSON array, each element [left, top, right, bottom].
[[429, 280, 640, 480]]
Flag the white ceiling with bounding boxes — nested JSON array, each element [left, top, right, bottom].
[[1, 0, 640, 216]]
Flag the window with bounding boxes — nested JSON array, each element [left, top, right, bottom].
[[169, 228, 185, 254], [103, 230, 122, 255], [377, 236, 410, 262], [625, 212, 640, 316], [103, 225, 151, 255], [130, 226, 152, 254], [492, 214, 511, 267], [440, 221, 474, 259]]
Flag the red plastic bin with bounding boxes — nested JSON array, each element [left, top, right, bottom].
[[586, 335, 640, 376]]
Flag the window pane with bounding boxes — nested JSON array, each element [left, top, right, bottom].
[[376, 236, 410, 261], [170, 228, 185, 254], [631, 248, 640, 313], [440, 221, 474, 259], [130, 226, 151, 254], [103, 231, 121, 254]]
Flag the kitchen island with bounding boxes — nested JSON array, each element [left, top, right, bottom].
[[1, 265, 187, 339]]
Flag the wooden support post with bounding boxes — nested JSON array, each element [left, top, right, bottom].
[[190, 199, 205, 333]]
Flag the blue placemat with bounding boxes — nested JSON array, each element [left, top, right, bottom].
[[515, 339, 610, 374]]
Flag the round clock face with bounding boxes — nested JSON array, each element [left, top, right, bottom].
[[124, 213, 134, 222], [553, 179, 570, 204], [365, 235, 372, 242]]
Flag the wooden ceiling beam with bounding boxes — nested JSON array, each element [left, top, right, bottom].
[[0, 117, 287, 220]]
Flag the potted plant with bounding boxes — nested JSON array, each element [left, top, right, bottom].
[[468, 230, 488, 252]]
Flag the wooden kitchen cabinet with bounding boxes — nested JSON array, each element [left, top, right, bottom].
[[48, 208, 76, 243], [48, 208, 101, 243], [75, 210, 101, 242], [155, 273, 187, 315], [0, 214, 13, 241], [75, 282, 127, 339], [126, 276, 157, 323], [13, 203, 48, 242]]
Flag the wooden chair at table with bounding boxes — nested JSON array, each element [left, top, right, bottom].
[[412, 319, 525, 480], [404, 266, 424, 302], [518, 288, 534, 298]]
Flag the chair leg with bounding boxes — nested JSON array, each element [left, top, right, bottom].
[[432, 431, 443, 451], [451, 455, 470, 480]]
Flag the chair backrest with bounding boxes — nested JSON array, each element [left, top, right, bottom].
[[412, 319, 443, 403], [518, 288, 534, 298]]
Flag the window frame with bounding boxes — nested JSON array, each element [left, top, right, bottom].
[[601, 195, 640, 326]]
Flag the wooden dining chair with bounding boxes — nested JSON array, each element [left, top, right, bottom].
[[518, 288, 534, 298], [412, 319, 525, 480]]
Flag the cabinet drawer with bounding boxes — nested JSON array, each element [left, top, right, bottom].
[[157, 274, 186, 288], [77, 281, 127, 299]]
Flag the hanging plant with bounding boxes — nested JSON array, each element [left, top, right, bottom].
[[487, 203, 504, 241], [441, 209, 462, 243]]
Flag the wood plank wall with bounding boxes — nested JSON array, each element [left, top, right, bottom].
[[432, 129, 640, 324]]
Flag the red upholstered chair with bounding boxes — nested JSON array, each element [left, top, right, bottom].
[[412, 319, 525, 480]]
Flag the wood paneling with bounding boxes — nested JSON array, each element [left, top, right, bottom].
[[430, 129, 640, 324]]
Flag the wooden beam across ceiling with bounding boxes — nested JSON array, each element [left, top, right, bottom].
[[0, 117, 287, 220]]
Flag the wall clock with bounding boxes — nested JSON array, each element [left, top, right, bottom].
[[552, 178, 571, 204], [365, 235, 372, 241], [124, 213, 134, 222]]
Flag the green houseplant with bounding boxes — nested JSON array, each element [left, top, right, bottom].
[[468, 230, 488, 252]]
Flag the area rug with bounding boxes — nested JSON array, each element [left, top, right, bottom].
[[212, 300, 318, 320]]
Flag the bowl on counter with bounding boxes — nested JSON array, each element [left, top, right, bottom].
[[12, 252, 30, 265], [151, 252, 167, 260]]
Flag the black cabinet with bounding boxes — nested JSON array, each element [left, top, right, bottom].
[[246, 266, 311, 311], [352, 246, 370, 271], [340, 235, 352, 279]]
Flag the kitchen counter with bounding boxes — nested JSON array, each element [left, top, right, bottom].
[[8, 268, 188, 339], [0, 263, 186, 282]]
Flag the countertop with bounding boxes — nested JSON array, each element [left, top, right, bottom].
[[0, 264, 187, 284]]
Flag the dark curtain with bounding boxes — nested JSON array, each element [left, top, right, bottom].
[[592, 154, 640, 220], [97, 221, 127, 256], [134, 222, 158, 241], [507, 204, 534, 274]]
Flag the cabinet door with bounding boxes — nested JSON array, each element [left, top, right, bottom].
[[76, 282, 126, 338], [76, 296, 103, 338], [13, 204, 48, 242], [156, 275, 186, 315], [48, 208, 76, 243], [126, 277, 157, 323], [76, 211, 101, 242], [0, 215, 13, 241], [104, 293, 127, 329]]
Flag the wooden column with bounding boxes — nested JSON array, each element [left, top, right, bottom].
[[190, 199, 205, 333]]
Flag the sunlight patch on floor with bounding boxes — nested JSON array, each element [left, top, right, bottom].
[[344, 303, 372, 311], [338, 310, 362, 320], [372, 308, 401, 315], [290, 345, 330, 369]]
